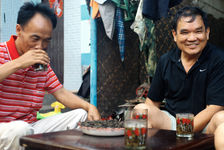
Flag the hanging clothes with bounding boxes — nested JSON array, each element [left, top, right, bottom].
[[90, 0, 101, 19], [112, 0, 139, 21], [142, 0, 182, 21], [115, 7, 125, 62], [77, 67, 90, 98], [144, 19, 157, 77], [131, 0, 157, 77], [98, 1, 116, 40], [130, 0, 146, 51], [95, 0, 107, 4]]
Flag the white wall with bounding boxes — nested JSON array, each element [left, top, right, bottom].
[[63, 0, 82, 91], [0, 0, 41, 42], [0, 0, 23, 42]]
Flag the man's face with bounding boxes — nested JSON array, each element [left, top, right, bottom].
[[172, 15, 210, 57], [16, 13, 53, 55]]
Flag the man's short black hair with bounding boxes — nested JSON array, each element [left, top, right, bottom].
[[17, 2, 57, 29], [172, 6, 208, 31]]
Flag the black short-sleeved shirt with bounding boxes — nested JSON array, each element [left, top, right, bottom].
[[148, 43, 224, 117]]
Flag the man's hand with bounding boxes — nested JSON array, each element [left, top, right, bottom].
[[53, 88, 101, 121], [0, 49, 50, 82], [13, 49, 50, 69], [87, 104, 101, 121]]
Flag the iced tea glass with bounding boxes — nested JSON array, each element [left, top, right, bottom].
[[176, 113, 194, 138], [124, 109, 148, 149], [33, 64, 47, 71]]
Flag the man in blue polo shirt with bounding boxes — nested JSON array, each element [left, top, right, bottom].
[[135, 6, 224, 134]]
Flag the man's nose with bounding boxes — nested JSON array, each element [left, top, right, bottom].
[[187, 33, 197, 41], [34, 41, 46, 50]]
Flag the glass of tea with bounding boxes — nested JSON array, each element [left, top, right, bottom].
[[124, 109, 148, 149], [176, 113, 194, 138], [33, 64, 47, 71]]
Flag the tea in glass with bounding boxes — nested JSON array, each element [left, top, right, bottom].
[[124, 109, 148, 149], [124, 119, 147, 149], [176, 113, 194, 138]]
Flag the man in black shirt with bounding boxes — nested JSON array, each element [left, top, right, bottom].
[[135, 6, 224, 134]]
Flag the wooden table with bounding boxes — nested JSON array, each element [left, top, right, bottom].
[[20, 128, 214, 150]]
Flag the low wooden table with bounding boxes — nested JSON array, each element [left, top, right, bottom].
[[20, 128, 214, 150]]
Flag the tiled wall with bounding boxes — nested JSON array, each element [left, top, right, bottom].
[[0, 0, 23, 42], [0, 0, 41, 42], [64, 0, 82, 91], [80, 0, 91, 74]]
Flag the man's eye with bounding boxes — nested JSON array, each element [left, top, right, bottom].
[[196, 30, 203, 33], [32, 38, 39, 42], [181, 32, 188, 35]]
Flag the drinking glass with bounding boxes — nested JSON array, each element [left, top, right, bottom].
[[33, 64, 47, 71], [176, 113, 194, 138], [124, 109, 148, 149]]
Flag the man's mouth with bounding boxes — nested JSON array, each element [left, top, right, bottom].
[[186, 43, 199, 49]]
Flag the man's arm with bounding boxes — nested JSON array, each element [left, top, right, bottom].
[[194, 105, 224, 132], [52, 87, 101, 121], [0, 49, 49, 82], [0, 60, 21, 82]]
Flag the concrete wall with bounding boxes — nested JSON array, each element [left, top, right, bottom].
[[0, 0, 41, 42], [63, 0, 82, 91], [0, 0, 23, 42], [80, 0, 91, 74], [195, 0, 224, 19]]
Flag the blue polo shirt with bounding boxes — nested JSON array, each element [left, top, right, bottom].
[[148, 43, 224, 116]]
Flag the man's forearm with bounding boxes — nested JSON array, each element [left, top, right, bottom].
[[53, 88, 101, 120], [0, 60, 21, 82], [53, 88, 90, 111], [194, 105, 224, 132]]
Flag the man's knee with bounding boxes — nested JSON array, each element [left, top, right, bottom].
[[211, 111, 224, 126], [134, 103, 149, 110], [134, 103, 162, 128], [78, 108, 88, 115], [214, 122, 224, 150], [1, 121, 33, 137], [66, 109, 87, 129], [72, 109, 87, 122], [13, 121, 33, 136], [206, 111, 224, 134], [215, 122, 224, 135], [0, 121, 33, 150], [76, 108, 87, 116]]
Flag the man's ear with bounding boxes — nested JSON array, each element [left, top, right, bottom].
[[206, 27, 210, 40], [16, 24, 22, 36], [172, 29, 177, 42]]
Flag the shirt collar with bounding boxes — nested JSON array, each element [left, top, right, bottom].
[[169, 47, 181, 63], [197, 44, 210, 63], [6, 35, 20, 60], [6, 35, 33, 71]]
